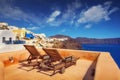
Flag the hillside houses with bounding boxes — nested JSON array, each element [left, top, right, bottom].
[[0, 22, 68, 48]]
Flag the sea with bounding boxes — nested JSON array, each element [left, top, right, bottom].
[[82, 44, 120, 68]]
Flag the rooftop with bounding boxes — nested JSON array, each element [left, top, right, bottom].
[[0, 48, 120, 80]]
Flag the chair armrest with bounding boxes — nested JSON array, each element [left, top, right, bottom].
[[52, 62, 65, 70], [42, 55, 50, 60], [63, 56, 80, 62], [42, 55, 51, 63], [63, 56, 73, 63]]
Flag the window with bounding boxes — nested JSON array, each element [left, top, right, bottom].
[[9, 37, 12, 42], [2, 37, 6, 43]]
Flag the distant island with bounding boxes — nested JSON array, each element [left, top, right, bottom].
[[50, 34, 120, 44]]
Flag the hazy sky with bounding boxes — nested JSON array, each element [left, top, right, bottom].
[[0, 0, 120, 38]]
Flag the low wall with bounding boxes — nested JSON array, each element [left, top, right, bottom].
[[0, 48, 46, 66], [95, 52, 120, 80], [0, 50, 28, 61], [0, 48, 100, 63], [0, 61, 4, 80], [56, 49, 100, 61]]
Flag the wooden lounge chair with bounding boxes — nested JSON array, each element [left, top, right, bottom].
[[24, 45, 42, 64], [41, 48, 79, 75], [19, 45, 50, 71], [24, 45, 49, 65]]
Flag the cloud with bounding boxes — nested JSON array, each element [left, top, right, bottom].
[[51, 10, 61, 18], [47, 0, 82, 27], [109, 7, 119, 15], [77, 1, 119, 25], [0, 0, 119, 29], [78, 5, 109, 23], [0, 0, 44, 26], [104, 1, 112, 10], [62, 0, 81, 23], [85, 24, 92, 29], [48, 21, 63, 27], [47, 10, 61, 23], [27, 26, 40, 30]]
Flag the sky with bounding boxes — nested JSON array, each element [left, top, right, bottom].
[[0, 0, 120, 38]]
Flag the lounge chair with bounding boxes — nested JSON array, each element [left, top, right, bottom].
[[41, 48, 79, 75], [24, 45, 49, 65], [18, 45, 50, 71]]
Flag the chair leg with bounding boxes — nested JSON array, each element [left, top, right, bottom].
[[50, 70, 56, 76], [59, 67, 65, 74], [27, 55, 32, 64]]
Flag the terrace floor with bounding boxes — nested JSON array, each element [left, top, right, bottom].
[[5, 59, 95, 80]]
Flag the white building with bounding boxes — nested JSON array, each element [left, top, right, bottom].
[[56, 38, 68, 41], [0, 22, 8, 27], [8, 26, 18, 30], [48, 38, 68, 42], [0, 30, 15, 44], [35, 33, 46, 40]]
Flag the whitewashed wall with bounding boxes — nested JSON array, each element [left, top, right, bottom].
[[0, 30, 15, 44]]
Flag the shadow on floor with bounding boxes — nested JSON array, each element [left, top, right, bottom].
[[83, 59, 97, 80], [18, 62, 59, 76], [37, 69, 60, 76], [18, 62, 38, 71]]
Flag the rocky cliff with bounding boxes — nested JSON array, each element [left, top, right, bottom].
[[50, 34, 120, 50]]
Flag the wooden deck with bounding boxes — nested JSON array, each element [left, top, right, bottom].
[[5, 59, 94, 80]]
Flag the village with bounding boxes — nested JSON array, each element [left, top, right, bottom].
[[0, 22, 68, 52]]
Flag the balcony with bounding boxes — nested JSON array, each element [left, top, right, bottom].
[[0, 48, 120, 80]]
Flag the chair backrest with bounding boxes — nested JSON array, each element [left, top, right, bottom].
[[24, 45, 41, 57], [43, 48, 63, 62]]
